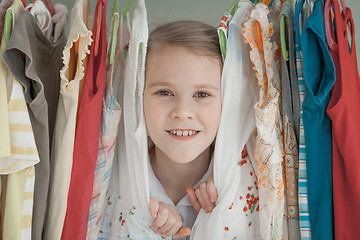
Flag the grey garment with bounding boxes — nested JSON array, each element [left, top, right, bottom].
[[3, 10, 65, 240], [289, 2, 300, 142], [281, 2, 300, 144], [280, 2, 301, 240]]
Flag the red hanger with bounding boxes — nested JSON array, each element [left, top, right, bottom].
[[325, 0, 336, 50], [94, 1, 104, 56], [44, 0, 55, 16], [21, 0, 26, 7]]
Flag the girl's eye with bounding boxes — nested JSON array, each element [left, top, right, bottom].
[[156, 90, 173, 96], [194, 91, 210, 98]]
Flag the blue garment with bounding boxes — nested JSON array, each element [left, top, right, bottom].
[[295, 0, 312, 239], [300, 0, 335, 239]]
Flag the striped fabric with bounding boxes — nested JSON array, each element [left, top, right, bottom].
[[2, 78, 37, 239], [295, 42, 312, 239], [0, 80, 40, 174], [20, 165, 35, 239]]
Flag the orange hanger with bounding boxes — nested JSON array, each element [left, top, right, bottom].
[[255, 0, 272, 53]]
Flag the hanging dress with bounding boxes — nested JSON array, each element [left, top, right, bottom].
[[44, 0, 93, 238], [0, 0, 13, 158], [325, 0, 360, 239], [86, 11, 122, 240], [280, 2, 301, 239], [61, 0, 107, 239], [294, 1, 312, 238], [190, 1, 260, 239], [300, 0, 335, 239], [3, 4, 66, 239], [243, 2, 286, 240], [0, 1, 36, 239]]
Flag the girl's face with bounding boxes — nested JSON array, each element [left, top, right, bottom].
[[144, 45, 222, 164]]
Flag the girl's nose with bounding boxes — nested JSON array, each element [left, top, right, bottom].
[[169, 97, 195, 120]]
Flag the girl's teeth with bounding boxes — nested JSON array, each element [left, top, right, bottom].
[[170, 130, 197, 136]]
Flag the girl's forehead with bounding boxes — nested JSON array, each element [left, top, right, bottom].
[[145, 46, 221, 88]]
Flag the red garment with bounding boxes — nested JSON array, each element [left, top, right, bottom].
[[326, 1, 360, 239], [61, 0, 107, 239]]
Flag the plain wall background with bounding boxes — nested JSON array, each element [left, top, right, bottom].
[[54, 0, 360, 70]]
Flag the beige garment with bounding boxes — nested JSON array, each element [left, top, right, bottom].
[[3, 166, 35, 240], [0, 9, 11, 159], [44, 0, 93, 239], [0, 1, 37, 239]]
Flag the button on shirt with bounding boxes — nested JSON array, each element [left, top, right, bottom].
[[148, 156, 214, 239]]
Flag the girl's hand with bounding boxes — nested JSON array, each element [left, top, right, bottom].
[[186, 175, 218, 213], [149, 197, 191, 239]]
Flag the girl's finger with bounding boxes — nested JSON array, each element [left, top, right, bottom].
[[149, 197, 159, 218], [151, 203, 168, 231], [186, 187, 201, 213], [172, 227, 192, 239], [207, 175, 218, 203], [199, 182, 213, 212], [195, 188, 205, 210], [156, 215, 176, 235], [161, 219, 182, 238]]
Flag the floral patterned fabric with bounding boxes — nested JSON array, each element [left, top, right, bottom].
[[243, 3, 287, 240], [190, 1, 260, 239]]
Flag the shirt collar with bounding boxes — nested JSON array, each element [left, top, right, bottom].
[[148, 154, 214, 208]]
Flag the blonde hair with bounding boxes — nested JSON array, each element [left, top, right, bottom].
[[147, 20, 222, 65]]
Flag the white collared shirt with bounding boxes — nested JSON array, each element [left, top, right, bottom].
[[148, 156, 214, 231]]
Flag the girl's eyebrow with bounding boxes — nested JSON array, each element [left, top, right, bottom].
[[148, 81, 219, 91], [148, 81, 174, 88]]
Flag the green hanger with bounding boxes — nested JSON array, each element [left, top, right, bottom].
[[280, 0, 292, 61], [280, 14, 289, 61], [123, 0, 134, 21], [218, 0, 240, 59], [4, 8, 14, 45], [109, 0, 120, 64]]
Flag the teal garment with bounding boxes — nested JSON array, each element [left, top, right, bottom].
[[300, 0, 335, 239]]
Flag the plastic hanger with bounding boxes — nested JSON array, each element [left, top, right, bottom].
[[43, 0, 55, 16], [280, 0, 292, 61], [280, 15, 288, 60], [255, 0, 272, 53], [21, 0, 26, 7], [4, 8, 15, 45], [30, 0, 55, 16], [94, 0, 104, 57], [123, 0, 134, 21], [295, 0, 305, 49], [109, 0, 120, 64], [218, 0, 239, 59], [324, 0, 335, 49]]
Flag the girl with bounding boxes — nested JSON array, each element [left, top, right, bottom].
[[143, 20, 222, 239]]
